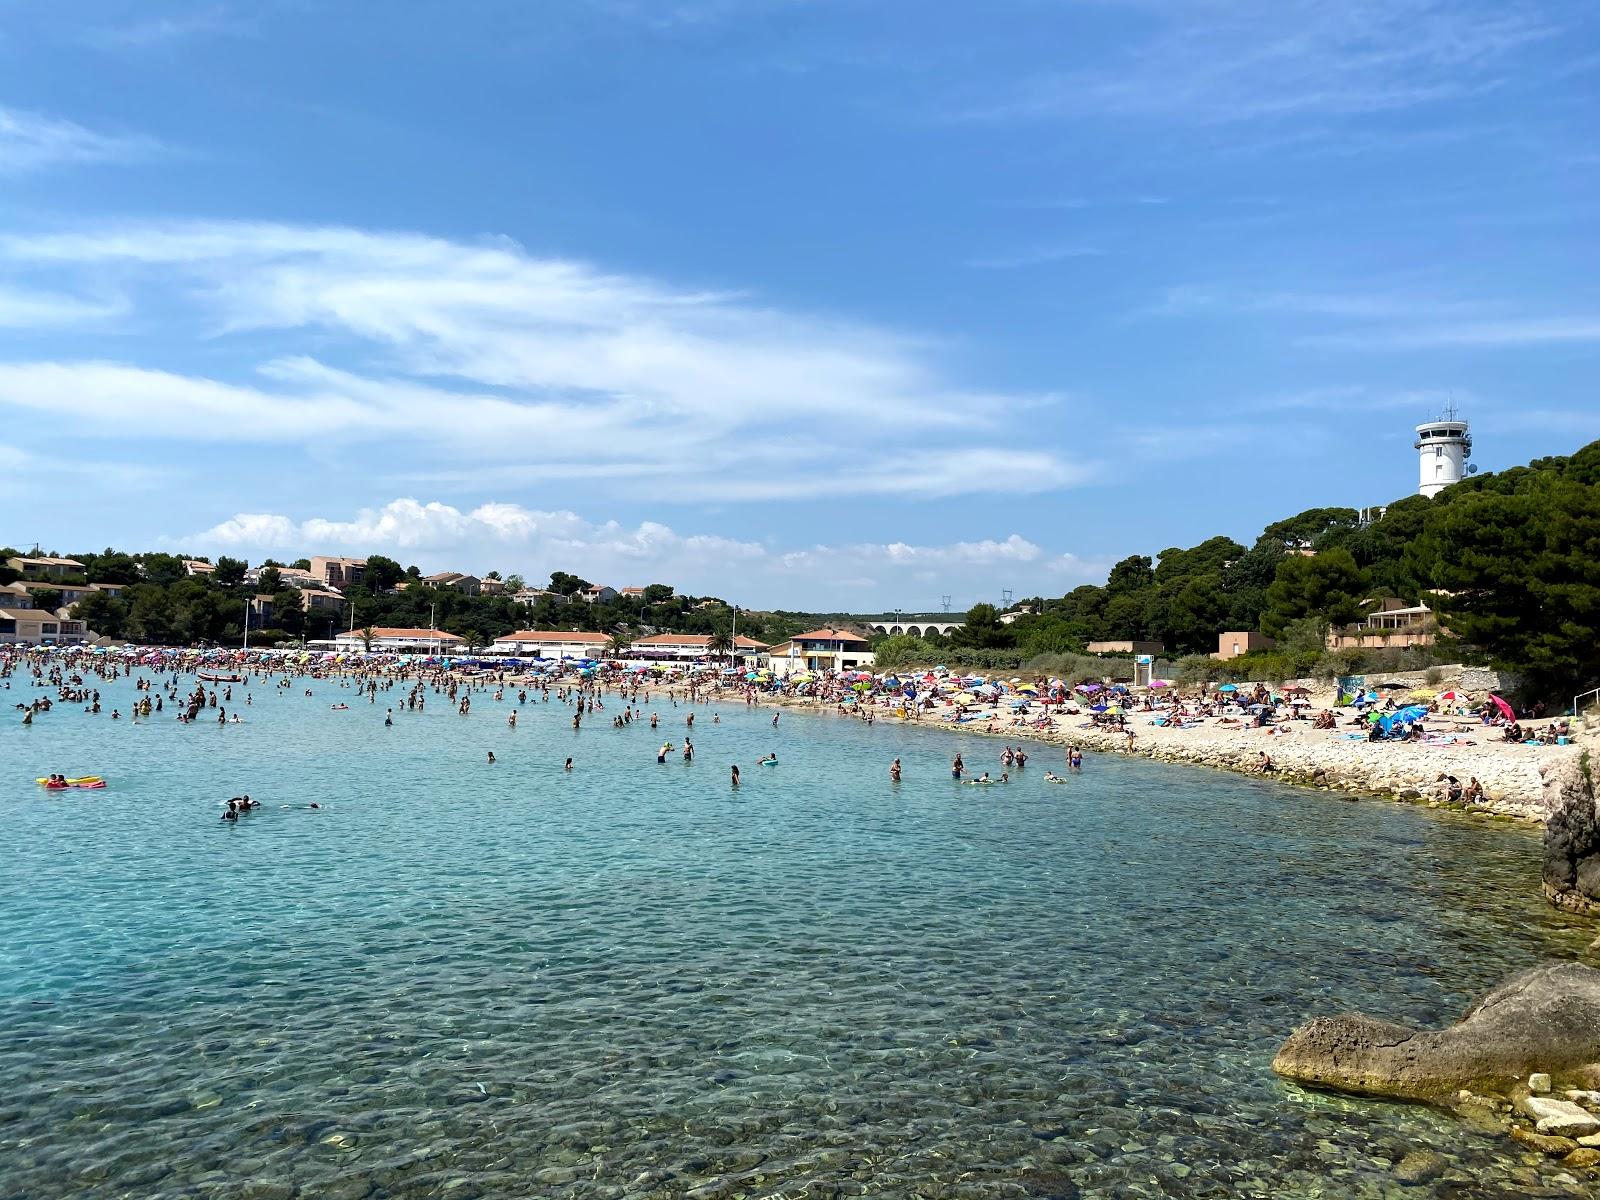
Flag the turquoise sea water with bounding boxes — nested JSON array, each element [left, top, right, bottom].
[[2, 670, 1594, 1199]]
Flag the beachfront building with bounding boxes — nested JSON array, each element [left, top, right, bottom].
[[1325, 599, 1440, 651], [5, 556, 85, 580], [309, 556, 367, 589], [0, 607, 89, 645], [183, 559, 216, 577], [767, 628, 875, 677], [331, 626, 465, 653], [1085, 640, 1165, 656], [629, 633, 769, 664], [1215, 631, 1275, 660], [491, 630, 612, 658]]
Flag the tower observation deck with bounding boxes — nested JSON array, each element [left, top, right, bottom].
[[1415, 404, 1473, 498]]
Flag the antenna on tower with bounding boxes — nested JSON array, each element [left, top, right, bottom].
[[1443, 394, 1457, 422], [940, 594, 952, 613], [1001, 589, 1013, 609]]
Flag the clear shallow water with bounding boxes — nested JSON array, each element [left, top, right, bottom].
[[2, 671, 1594, 1200]]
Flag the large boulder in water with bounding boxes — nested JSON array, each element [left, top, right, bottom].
[[1545, 752, 1600, 916], [1272, 963, 1600, 1101]]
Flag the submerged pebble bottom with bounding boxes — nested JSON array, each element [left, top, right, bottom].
[[1, 680, 1594, 1199]]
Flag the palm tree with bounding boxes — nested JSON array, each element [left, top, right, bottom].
[[607, 627, 634, 660], [359, 624, 376, 654], [706, 627, 734, 663]]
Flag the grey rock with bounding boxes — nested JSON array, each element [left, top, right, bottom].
[[1273, 962, 1600, 1101], [1393, 1150, 1447, 1185], [1517, 1095, 1600, 1137], [1530, 1072, 1553, 1094], [1544, 755, 1600, 915]]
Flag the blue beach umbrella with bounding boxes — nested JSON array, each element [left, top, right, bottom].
[[1216, 683, 1238, 693]]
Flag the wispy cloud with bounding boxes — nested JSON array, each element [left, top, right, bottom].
[[0, 220, 1088, 501], [83, 6, 253, 50], [967, 1, 1559, 125], [965, 243, 1106, 270], [0, 107, 160, 174], [1301, 316, 1600, 349], [0, 285, 125, 328], [1151, 285, 1485, 321], [178, 498, 1107, 607]]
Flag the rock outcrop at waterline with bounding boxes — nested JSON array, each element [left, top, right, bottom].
[[1545, 752, 1600, 916], [1272, 963, 1600, 1101]]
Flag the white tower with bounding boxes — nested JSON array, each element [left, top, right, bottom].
[[1414, 403, 1472, 498]]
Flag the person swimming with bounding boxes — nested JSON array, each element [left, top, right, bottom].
[[1044, 771, 1066, 783], [757, 752, 777, 765], [565, 757, 573, 771], [487, 751, 496, 764]]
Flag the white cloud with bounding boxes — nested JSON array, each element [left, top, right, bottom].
[[179, 498, 1106, 608], [0, 219, 1086, 500], [0, 107, 159, 174]]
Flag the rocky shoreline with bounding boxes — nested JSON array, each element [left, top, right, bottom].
[[1275, 963, 1600, 1182], [724, 687, 1578, 823]]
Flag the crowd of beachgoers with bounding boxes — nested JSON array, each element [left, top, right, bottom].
[[7, 644, 1581, 816]]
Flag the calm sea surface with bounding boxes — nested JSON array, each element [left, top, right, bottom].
[[1, 671, 1593, 1199]]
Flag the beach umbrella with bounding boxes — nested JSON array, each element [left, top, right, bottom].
[[1149, 680, 1170, 689], [1008, 698, 1029, 708], [1439, 690, 1461, 701], [1408, 688, 1437, 700], [1290, 697, 1311, 706], [1216, 683, 1238, 693], [1090, 703, 1109, 712], [1106, 705, 1123, 715], [1489, 694, 1515, 721]]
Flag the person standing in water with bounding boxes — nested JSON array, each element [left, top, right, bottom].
[[730, 764, 741, 787], [889, 758, 901, 782], [951, 753, 964, 780]]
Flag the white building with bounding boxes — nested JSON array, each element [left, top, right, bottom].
[[491, 630, 612, 658], [331, 626, 465, 653], [766, 628, 875, 677], [1415, 408, 1473, 498]]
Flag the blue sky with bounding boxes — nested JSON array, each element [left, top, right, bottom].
[[0, 0, 1596, 610]]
